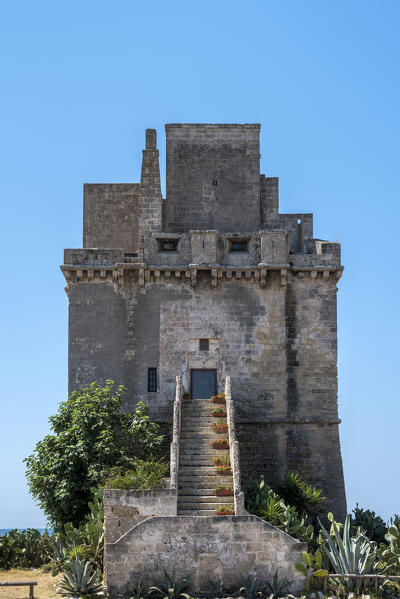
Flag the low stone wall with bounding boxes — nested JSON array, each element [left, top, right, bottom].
[[105, 515, 306, 598], [103, 489, 177, 544]]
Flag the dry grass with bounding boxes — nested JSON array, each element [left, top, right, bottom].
[[0, 568, 60, 599]]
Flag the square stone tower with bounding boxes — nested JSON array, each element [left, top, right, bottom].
[[62, 124, 346, 518]]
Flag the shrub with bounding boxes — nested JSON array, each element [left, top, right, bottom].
[[148, 570, 190, 599], [246, 475, 314, 544], [0, 528, 51, 569], [104, 459, 167, 490], [239, 575, 264, 598], [264, 570, 295, 599], [276, 472, 325, 523], [351, 503, 388, 544], [25, 381, 163, 529]]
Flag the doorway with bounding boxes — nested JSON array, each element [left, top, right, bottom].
[[190, 369, 217, 399]]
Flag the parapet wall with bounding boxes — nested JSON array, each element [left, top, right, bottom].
[[105, 514, 306, 598], [103, 488, 177, 544]]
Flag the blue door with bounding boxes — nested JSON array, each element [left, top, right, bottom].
[[191, 369, 217, 399]]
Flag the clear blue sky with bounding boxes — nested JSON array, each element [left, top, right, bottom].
[[1, 0, 399, 528]]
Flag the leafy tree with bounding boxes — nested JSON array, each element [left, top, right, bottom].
[[350, 504, 388, 544], [25, 380, 163, 529]]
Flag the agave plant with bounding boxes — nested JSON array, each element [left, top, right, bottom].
[[127, 579, 146, 599], [264, 570, 294, 599], [56, 546, 106, 597], [318, 513, 380, 574], [148, 569, 190, 599], [239, 574, 264, 598], [197, 579, 224, 599]]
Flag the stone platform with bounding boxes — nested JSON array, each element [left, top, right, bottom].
[[105, 514, 306, 598]]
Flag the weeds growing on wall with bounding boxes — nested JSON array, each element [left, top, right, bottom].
[[103, 458, 168, 490]]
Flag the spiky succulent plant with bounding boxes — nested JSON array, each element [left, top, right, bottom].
[[56, 546, 106, 597]]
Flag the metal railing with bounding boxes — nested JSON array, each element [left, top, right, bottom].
[[225, 376, 246, 515], [170, 375, 182, 493]]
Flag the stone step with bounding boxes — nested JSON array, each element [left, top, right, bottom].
[[177, 487, 226, 495], [179, 451, 230, 459], [179, 453, 229, 460], [181, 412, 218, 418], [181, 428, 227, 435], [179, 459, 227, 467], [179, 441, 229, 448], [179, 465, 232, 474], [182, 400, 214, 406], [181, 414, 216, 418], [179, 479, 234, 488], [179, 460, 220, 468], [180, 417, 220, 424], [181, 420, 227, 426], [179, 460, 229, 468], [179, 476, 234, 485], [179, 453, 229, 466], [179, 452, 230, 460], [177, 508, 234, 516], [178, 495, 233, 504], [180, 434, 229, 441], [177, 501, 234, 510], [177, 509, 218, 516], [181, 433, 228, 440]]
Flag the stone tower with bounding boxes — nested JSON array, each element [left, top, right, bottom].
[[62, 124, 346, 518]]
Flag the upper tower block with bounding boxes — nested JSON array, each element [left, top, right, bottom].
[[165, 124, 262, 232]]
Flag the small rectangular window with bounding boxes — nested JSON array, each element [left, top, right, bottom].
[[199, 339, 209, 351], [229, 239, 249, 252], [157, 238, 179, 252], [148, 367, 157, 392], [212, 180, 218, 186]]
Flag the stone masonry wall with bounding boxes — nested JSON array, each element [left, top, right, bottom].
[[83, 184, 140, 252], [165, 124, 262, 233], [67, 269, 346, 518], [103, 489, 177, 544], [105, 515, 306, 597], [65, 123, 346, 522]]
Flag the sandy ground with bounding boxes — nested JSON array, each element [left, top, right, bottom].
[[0, 569, 60, 598]]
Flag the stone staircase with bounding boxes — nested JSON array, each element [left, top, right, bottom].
[[177, 398, 234, 516]]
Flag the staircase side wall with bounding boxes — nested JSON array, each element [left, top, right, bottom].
[[105, 515, 306, 598], [103, 489, 177, 544]]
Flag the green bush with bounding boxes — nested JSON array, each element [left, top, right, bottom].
[[0, 528, 51, 569], [245, 475, 314, 544], [276, 472, 325, 523], [351, 503, 388, 544], [104, 459, 168, 490], [25, 381, 163, 529]]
